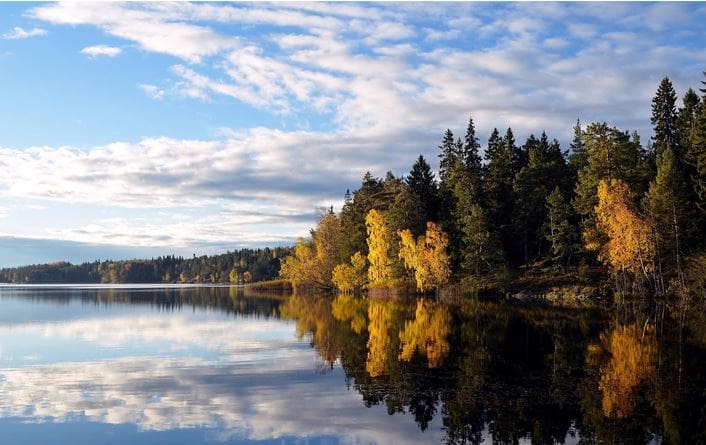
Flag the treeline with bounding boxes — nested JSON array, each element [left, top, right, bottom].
[[281, 73, 706, 297], [0, 247, 291, 284]]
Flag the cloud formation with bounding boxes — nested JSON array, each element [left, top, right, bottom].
[[80, 44, 122, 58], [2, 26, 47, 40]]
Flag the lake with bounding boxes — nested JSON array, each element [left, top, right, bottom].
[[0, 285, 703, 444]]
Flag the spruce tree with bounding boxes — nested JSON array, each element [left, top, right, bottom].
[[438, 129, 457, 183], [568, 119, 587, 179], [651, 77, 679, 158], [406, 155, 439, 222], [462, 115, 483, 198], [644, 147, 692, 279], [484, 128, 514, 263], [545, 187, 578, 267], [688, 101, 706, 211], [461, 203, 504, 278], [512, 132, 569, 264]]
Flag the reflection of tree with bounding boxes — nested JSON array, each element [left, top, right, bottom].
[[331, 294, 368, 334], [366, 300, 396, 377], [399, 299, 451, 368], [598, 323, 656, 418], [278, 292, 706, 444]]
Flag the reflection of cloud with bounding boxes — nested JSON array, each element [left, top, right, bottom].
[[0, 309, 443, 443]]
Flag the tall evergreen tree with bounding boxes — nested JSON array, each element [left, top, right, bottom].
[[406, 155, 439, 222], [462, 115, 483, 198], [505, 127, 526, 175], [568, 119, 587, 180], [651, 77, 679, 158], [677, 89, 700, 153], [484, 128, 514, 264], [340, 172, 384, 260], [513, 132, 569, 264], [688, 100, 706, 211], [644, 148, 692, 280], [438, 129, 458, 183], [461, 204, 504, 278], [545, 187, 578, 267]]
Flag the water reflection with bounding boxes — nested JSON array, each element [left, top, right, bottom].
[[0, 286, 705, 443]]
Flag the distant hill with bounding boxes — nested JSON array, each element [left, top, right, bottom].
[[0, 247, 292, 284]]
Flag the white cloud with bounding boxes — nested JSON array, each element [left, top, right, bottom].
[[80, 44, 122, 58], [1, 26, 46, 40], [138, 83, 165, 100]]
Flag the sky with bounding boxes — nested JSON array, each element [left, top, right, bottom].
[[0, 2, 705, 268]]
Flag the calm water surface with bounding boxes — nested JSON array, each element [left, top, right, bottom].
[[0, 285, 704, 444]]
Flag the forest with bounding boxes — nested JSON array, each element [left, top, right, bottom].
[[0, 247, 290, 284], [280, 73, 706, 300]]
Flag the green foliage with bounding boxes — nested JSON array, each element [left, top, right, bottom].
[[512, 132, 569, 264], [651, 77, 679, 157], [460, 204, 504, 278], [545, 186, 578, 267], [0, 248, 289, 284], [406, 155, 439, 222], [687, 99, 706, 211]]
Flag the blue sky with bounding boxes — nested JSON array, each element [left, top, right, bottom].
[[0, 2, 705, 267]]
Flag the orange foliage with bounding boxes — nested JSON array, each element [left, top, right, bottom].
[[592, 179, 655, 276]]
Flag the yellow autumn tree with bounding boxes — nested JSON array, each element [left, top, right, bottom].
[[280, 211, 345, 289], [599, 323, 656, 418], [399, 299, 451, 368], [366, 209, 393, 285], [592, 179, 655, 280], [398, 222, 451, 292], [331, 251, 367, 293]]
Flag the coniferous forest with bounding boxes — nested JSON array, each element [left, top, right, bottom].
[[280, 73, 706, 301], [0, 247, 290, 284]]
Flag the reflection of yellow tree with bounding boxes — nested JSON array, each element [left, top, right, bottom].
[[331, 294, 368, 334], [399, 299, 451, 368], [598, 323, 656, 418], [280, 294, 340, 365], [366, 300, 395, 377]]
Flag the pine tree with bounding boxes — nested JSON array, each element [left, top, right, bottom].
[[644, 148, 691, 280], [545, 187, 578, 267], [651, 77, 679, 158], [406, 155, 439, 221], [573, 123, 642, 220]]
